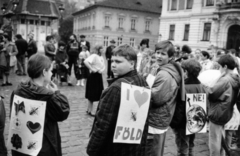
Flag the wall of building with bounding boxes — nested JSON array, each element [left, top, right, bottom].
[[73, 6, 160, 50]]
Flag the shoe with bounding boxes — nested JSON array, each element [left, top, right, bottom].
[[86, 111, 90, 115], [6, 82, 12, 86], [68, 83, 73, 86], [76, 81, 81, 86], [17, 73, 22, 76], [1, 83, 6, 86], [22, 73, 27, 76]]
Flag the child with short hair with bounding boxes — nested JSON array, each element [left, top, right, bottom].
[[209, 54, 240, 156], [172, 58, 208, 156], [87, 44, 149, 156]]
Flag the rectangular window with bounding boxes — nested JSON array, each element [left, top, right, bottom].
[[183, 24, 190, 41], [105, 16, 110, 27], [21, 19, 25, 24], [41, 21, 45, 26], [145, 20, 151, 32], [179, 0, 185, 10], [171, 0, 177, 10], [169, 25, 175, 40], [186, 0, 193, 9], [118, 17, 123, 29], [202, 23, 211, 41], [29, 20, 34, 25], [131, 19, 136, 30], [206, 0, 214, 6], [117, 37, 123, 46], [103, 36, 109, 47], [130, 38, 135, 47]]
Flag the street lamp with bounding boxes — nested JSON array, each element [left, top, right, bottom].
[[12, 0, 19, 8], [1, 3, 7, 13]]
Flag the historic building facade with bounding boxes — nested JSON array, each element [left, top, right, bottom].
[[0, 0, 62, 52], [72, 0, 161, 49], [160, 0, 240, 51]]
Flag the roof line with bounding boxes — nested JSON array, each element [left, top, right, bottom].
[[73, 4, 161, 16]]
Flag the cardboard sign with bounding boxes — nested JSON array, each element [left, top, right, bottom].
[[7, 95, 46, 156], [146, 74, 155, 88], [225, 105, 240, 130], [114, 82, 151, 144], [186, 94, 207, 135]]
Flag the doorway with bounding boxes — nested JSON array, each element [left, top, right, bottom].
[[227, 25, 240, 52]]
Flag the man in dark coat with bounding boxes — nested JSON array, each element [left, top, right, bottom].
[[0, 96, 7, 156], [87, 44, 149, 156], [26, 33, 38, 59], [79, 35, 90, 52], [15, 34, 28, 76], [106, 39, 116, 78]]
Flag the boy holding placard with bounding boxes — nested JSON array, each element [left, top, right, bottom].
[[172, 58, 208, 156], [208, 54, 240, 156], [87, 44, 149, 156]]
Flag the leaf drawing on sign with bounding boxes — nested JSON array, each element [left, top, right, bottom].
[[131, 111, 137, 121], [27, 141, 37, 150], [14, 101, 25, 115], [29, 107, 40, 116]]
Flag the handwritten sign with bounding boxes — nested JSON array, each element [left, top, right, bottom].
[[186, 94, 207, 135], [7, 95, 46, 156], [114, 82, 151, 144]]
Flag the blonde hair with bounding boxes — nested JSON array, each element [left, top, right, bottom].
[[91, 45, 103, 55]]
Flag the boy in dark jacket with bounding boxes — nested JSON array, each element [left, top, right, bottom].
[[172, 58, 207, 156], [87, 44, 149, 156], [208, 54, 240, 156]]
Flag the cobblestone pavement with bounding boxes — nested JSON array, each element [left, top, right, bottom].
[[1, 73, 210, 156]]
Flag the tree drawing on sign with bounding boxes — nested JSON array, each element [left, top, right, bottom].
[[14, 101, 25, 115]]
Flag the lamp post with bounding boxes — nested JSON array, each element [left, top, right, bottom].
[[58, 3, 65, 40]]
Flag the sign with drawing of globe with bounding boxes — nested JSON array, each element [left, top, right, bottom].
[[186, 94, 207, 135]]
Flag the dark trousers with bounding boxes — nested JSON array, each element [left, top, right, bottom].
[[146, 132, 167, 156], [107, 59, 114, 78], [16, 55, 26, 74], [68, 56, 78, 78], [172, 128, 195, 156]]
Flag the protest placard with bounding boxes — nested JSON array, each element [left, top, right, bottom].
[[186, 94, 207, 135], [114, 82, 151, 144], [7, 95, 46, 156], [146, 74, 155, 88]]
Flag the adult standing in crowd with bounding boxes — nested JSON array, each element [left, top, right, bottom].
[[200, 51, 212, 72], [10, 54, 70, 156], [0, 34, 18, 86], [15, 34, 28, 76], [106, 39, 116, 79], [44, 35, 56, 62], [66, 34, 81, 85], [79, 35, 90, 51], [26, 33, 38, 59], [137, 38, 149, 71], [87, 44, 149, 156], [84, 45, 105, 116], [146, 40, 185, 156]]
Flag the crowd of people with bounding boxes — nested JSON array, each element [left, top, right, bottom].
[[1, 30, 240, 156]]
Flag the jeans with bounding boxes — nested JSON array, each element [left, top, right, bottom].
[[172, 128, 195, 156], [16, 55, 26, 74], [209, 121, 233, 156], [146, 132, 166, 156]]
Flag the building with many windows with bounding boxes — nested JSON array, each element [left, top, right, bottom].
[[160, 0, 240, 51], [72, 0, 161, 49]]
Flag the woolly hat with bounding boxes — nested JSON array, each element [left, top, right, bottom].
[[182, 45, 192, 54]]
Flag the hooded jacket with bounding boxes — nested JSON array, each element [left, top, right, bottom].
[[209, 72, 240, 125], [10, 80, 70, 156], [148, 62, 184, 130]]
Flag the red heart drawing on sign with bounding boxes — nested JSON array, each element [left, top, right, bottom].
[[134, 90, 149, 108]]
